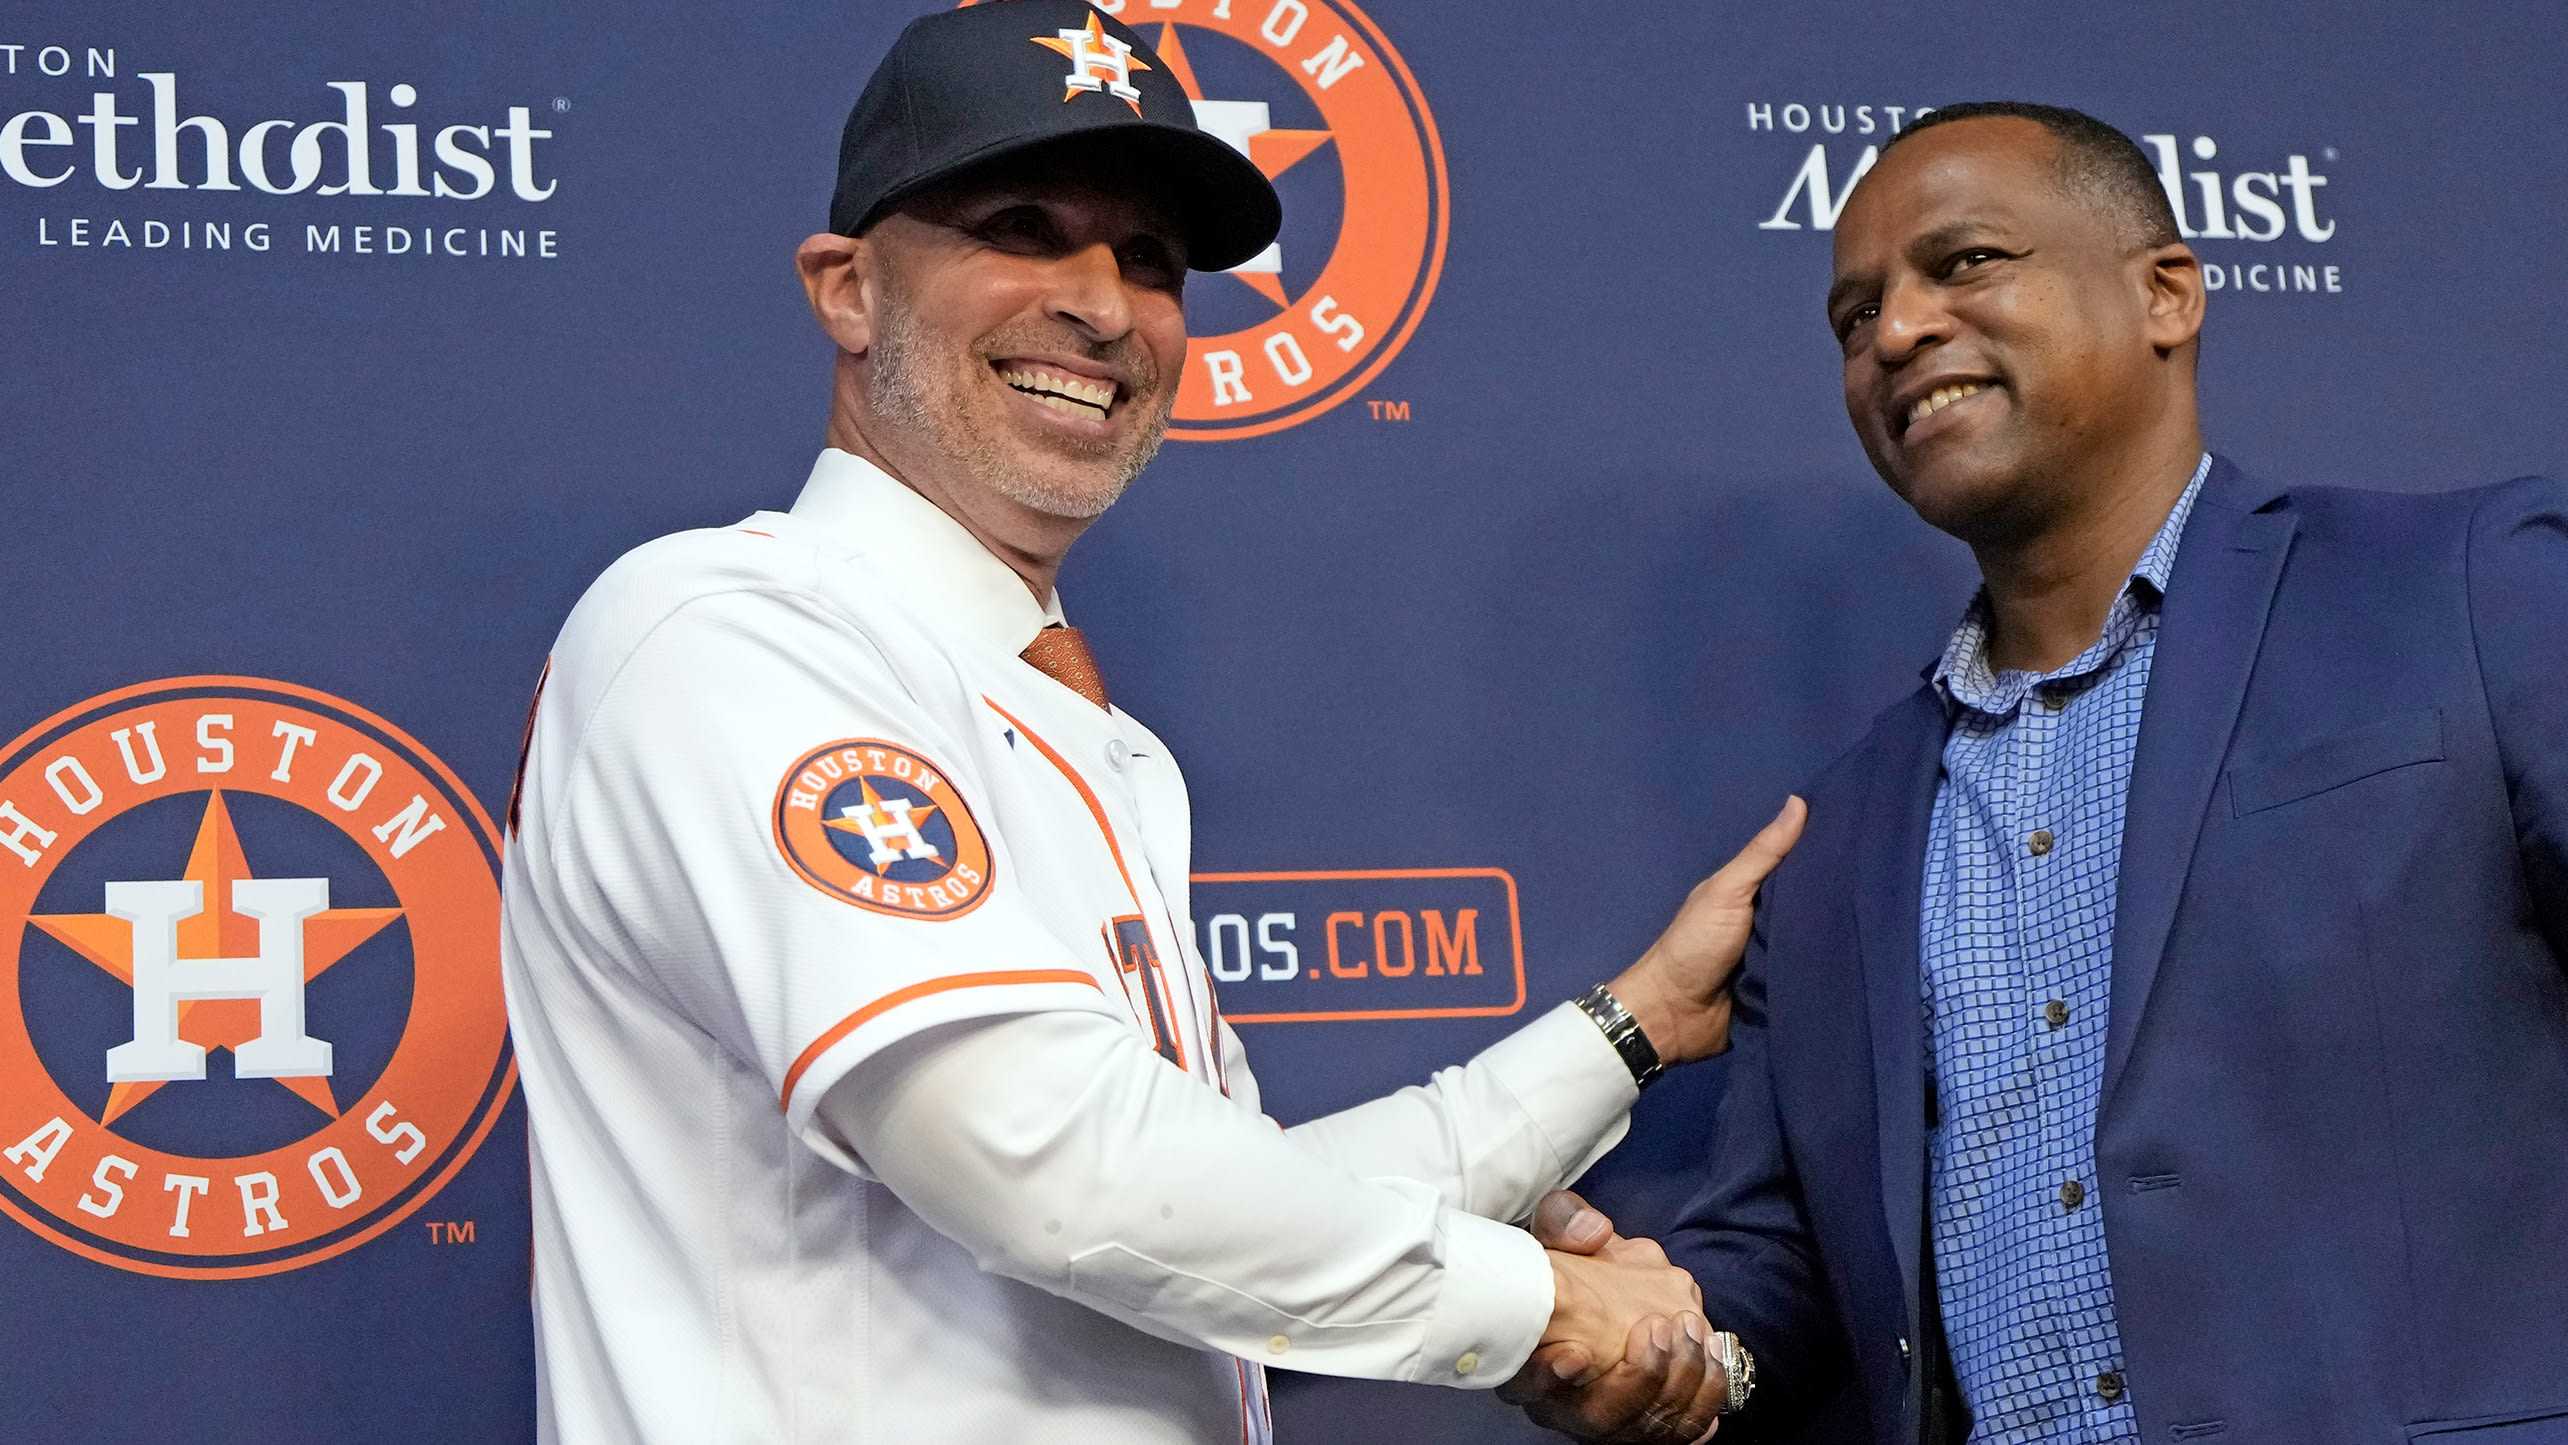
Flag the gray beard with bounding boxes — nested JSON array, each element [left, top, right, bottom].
[[867, 282, 1165, 521]]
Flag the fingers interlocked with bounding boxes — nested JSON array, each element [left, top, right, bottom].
[[1506, 1190, 1731, 1443]]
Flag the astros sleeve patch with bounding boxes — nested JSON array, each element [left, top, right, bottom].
[[772, 739, 994, 919]]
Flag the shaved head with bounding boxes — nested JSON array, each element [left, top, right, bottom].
[[1883, 101, 2180, 252]]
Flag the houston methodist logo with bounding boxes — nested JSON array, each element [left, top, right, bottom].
[[0, 678, 512, 1279], [978, 0, 1448, 439], [774, 739, 995, 919], [1746, 100, 2350, 298], [1, 41, 565, 265]]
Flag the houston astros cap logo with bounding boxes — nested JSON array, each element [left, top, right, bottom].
[[775, 739, 995, 919], [1032, 11, 1153, 113], [964, 0, 1448, 440], [0, 677, 512, 1279], [831, 2, 1278, 271]]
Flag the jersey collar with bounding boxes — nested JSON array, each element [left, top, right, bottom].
[[789, 449, 1066, 658]]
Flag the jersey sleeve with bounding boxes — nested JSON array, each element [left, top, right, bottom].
[[537, 578, 1124, 1142], [821, 1008, 1561, 1388], [1280, 1002, 1635, 1223]]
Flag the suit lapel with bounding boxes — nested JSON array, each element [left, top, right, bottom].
[[2103, 460, 2297, 1106], [1854, 683, 1950, 1310]]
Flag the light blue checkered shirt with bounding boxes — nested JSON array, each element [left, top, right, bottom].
[[1920, 455, 2211, 1442]]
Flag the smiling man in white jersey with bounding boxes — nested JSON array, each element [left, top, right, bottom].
[[500, 4, 1803, 1441]]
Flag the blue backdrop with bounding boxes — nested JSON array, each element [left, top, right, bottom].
[[3, 1, 2561, 1439]]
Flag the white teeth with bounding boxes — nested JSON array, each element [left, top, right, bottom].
[[1906, 381, 1986, 427], [998, 365, 1116, 414]]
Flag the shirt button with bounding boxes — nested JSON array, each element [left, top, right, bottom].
[[1105, 738, 1131, 771], [1267, 1334, 1290, 1355], [2061, 1179, 2086, 1210], [2097, 1369, 2126, 1402], [2027, 829, 2055, 856], [2044, 999, 2070, 1029], [1454, 1352, 1481, 1376]]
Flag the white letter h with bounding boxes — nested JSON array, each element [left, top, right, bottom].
[[1061, 28, 1141, 103], [103, 878, 334, 1082]]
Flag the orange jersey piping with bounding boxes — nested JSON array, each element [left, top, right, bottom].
[[983, 696, 1191, 1073], [779, 968, 1100, 1113]]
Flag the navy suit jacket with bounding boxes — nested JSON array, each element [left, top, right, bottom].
[[1666, 459, 2568, 1444]]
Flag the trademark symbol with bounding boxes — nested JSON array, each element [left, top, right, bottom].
[[424, 1220, 477, 1244], [1366, 400, 1411, 422], [552, 96, 571, 113]]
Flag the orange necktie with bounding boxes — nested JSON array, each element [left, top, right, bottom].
[[1021, 624, 1110, 711]]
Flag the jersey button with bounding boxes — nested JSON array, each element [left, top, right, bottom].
[[1454, 1352, 1480, 1376], [1267, 1334, 1290, 1355], [1105, 738, 1131, 771]]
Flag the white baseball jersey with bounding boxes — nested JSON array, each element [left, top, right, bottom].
[[501, 449, 1639, 1444]]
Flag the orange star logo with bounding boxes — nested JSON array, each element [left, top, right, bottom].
[[775, 738, 994, 920], [1145, 21, 1333, 307], [821, 776, 944, 870], [27, 791, 400, 1126], [1031, 11, 1152, 115], [0, 677, 511, 1277]]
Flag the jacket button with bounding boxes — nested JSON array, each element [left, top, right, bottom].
[[2060, 1179, 2086, 1210], [2096, 1369, 2126, 1402]]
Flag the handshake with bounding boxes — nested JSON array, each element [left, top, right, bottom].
[[1508, 1190, 1739, 1444], [1484, 800, 1810, 1442]]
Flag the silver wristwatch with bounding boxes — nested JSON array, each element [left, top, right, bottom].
[[1709, 1330, 1755, 1414], [1573, 984, 1664, 1087]]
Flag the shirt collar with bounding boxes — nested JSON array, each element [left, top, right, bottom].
[[787, 449, 1066, 659], [1933, 452, 2213, 715]]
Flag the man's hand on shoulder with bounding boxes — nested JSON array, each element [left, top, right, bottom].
[[1505, 1192, 1727, 1443], [1608, 797, 1806, 1067]]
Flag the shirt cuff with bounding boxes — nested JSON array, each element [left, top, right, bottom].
[[1474, 1001, 1641, 1198], [1419, 1210, 1555, 1389]]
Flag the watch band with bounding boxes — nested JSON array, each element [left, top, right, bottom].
[[1574, 984, 1664, 1088], [1710, 1330, 1755, 1414]]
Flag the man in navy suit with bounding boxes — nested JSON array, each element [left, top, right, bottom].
[[1502, 102, 2568, 1443]]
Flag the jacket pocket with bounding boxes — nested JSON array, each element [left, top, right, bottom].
[[2228, 707, 2444, 816], [2409, 1408, 2568, 1441]]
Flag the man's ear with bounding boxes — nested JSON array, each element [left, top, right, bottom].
[[797, 232, 876, 356], [2140, 241, 2206, 357]]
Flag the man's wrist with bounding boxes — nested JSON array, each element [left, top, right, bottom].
[[1574, 984, 1665, 1088], [1430, 1212, 1555, 1388]]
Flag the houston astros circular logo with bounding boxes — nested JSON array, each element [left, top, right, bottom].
[[0, 677, 512, 1279], [972, 0, 1450, 440], [774, 739, 995, 919]]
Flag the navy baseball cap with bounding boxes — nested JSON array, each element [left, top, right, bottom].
[[829, 1, 1283, 273]]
